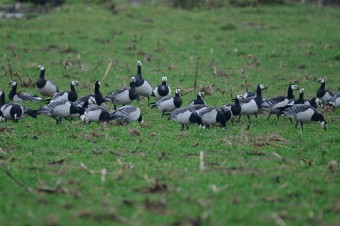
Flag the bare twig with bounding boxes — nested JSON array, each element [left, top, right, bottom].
[[200, 151, 205, 172], [102, 59, 113, 81], [7, 59, 13, 79], [5, 170, 35, 193], [77, 53, 82, 69], [193, 60, 199, 89]]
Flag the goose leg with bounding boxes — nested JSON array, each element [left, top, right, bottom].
[[267, 113, 272, 121], [300, 122, 304, 130], [295, 121, 299, 128]]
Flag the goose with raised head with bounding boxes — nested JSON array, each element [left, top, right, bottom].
[[35, 65, 58, 97], [9, 80, 42, 102], [152, 76, 171, 100], [50, 80, 78, 102], [105, 77, 137, 109], [134, 61, 152, 105], [151, 88, 182, 117]]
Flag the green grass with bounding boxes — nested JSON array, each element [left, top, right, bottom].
[[0, 2, 340, 226]]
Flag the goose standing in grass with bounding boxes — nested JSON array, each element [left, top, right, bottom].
[[189, 91, 206, 106], [109, 105, 144, 126], [221, 95, 243, 124], [0, 91, 37, 122], [317, 78, 334, 104], [279, 104, 327, 131], [50, 80, 78, 102], [198, 107, 230, 129], [36, 100, 85, 124], [80, 96, 110, 124], [328, 94, 340, 108], [75, 81, 106, 106], [35, 65, 58, 97], [239, 83, 266, 122], [152, 76, 171, 100], [169, 106, 202, 131], [9, 80, 42, 102], [261, 84, 298, 120], [134, 61, 152, 105], [151, 88, 182, 118], [105, 77, 137, 109]]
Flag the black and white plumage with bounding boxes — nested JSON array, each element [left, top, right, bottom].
[[198, 107, 230, 129], [105, 77, 137, 109], [80, 97, 110, 124], [50, 80, 78, 102], [36, 100, 84, 124], [134, 61, 153, 105], [152, 76, 171, 100], [221, 95, 243, 124], [74, 81, 106, 106], [9, 80, 42, 102], [261, 84, 298, 120], [328, 94, 340, 107], [35, 65, 58, 97], [109, 105, 144, 125], [239, 84, 266, 121], [151, 88, 182, 117], [189, 92, 206, 106], [317, 78, 334, 103], [280, 104, 327, 131], [242, 91, 256, 99], [169, 106, 202, 131], [0, 91, 37, 122], [293, 88, 310, 105]]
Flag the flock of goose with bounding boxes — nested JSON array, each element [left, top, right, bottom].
[[0, 61, 339, 131]]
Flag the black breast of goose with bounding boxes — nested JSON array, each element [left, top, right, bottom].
[[109, 105, 144, 126], [51, 80, 78, 102], [9, 80, 42, 102], [317, 78, 334, 103], [75, 81, 106, 106], [169, 106, 202, 131], [35, 65, 58, 97], [134, 61, 153, 104], [80, 97, 110, 124], [280, 104, 327, 131], [105, 77, 137, 109], [222, 95, 243, 123], [239, 84, 266, 121], [151, 88, 182, 117], [152, 76, 171, 100], [189, 92, 206, 106], [261, 84, 297, 120]]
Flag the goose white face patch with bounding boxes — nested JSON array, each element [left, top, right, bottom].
[[259, 84, 265, 89], [38, 65, 45, 71]]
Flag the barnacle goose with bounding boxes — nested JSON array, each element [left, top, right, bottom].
[[36, 100, 85, 124], [189, 91, 206, 106], [328, 94, 340, 107], [261, 84, 298, 120], [134, 61, 153, 105], [198, 107, 230, 129], [9, 80, 42, 102], [317, 78, 334, 103], [280, 104, 327, 131], [221, 95, 243, 124], [35, 65, 58, 97], [50, 80, 78, 102], [169, 106, 202, 131], [151, 88, 182, 117], [0, 91, 37, 122], [109, 105, 144, 126], [239, 84, 266, 121], [80, 97, 110, 124], [152, 76, 171, 100], [105, 77, 137, 109], [74, 81, 106, 106]]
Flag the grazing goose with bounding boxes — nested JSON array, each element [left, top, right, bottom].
[[80, 97, 110, 124], [309, 97, 321, 109], [35, 65, 58, 97], [261, 84, 298, 120], [109, 105, 144, 126], [151, 88, 182, 117], [198, 107, 230, 129], [221, 95, 243, 124], [36, 100, 84, 124], [75, 81, 106, 106], [317, 78, 334, 103], [0, 91, 37, 122], [50, 80, 78, 102], [105, 77, 137, 109], [328, 94, 340, 107], [280, 104, 327, 131], [169, 106, 202, 131], [152, 76, 171, 100], [239, 84, 266, 121], [189, 91, 206, 106], [134, 61, 153, 105], [9, 80, 42, 102]]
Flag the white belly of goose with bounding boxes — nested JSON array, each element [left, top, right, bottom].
[[200, 109, 219, 125], [112, 90, 131, 104], [1, 105, 14, 119], [241, 100, 259, 115], [294, 108, 315, 122], [157, 97, 175, 112]]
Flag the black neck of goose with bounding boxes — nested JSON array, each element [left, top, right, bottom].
[[9, 84, 17, 100], [0, 93, 5, 105], [256, 86, 262, 98], [320, 82, 325, 89], [137, 66, 142, 79], [138, 114, 143, 122], [70, 84, 76, 92], [39, 69, 45, 78], [311, 112, 324, 122], [310, 97, 317, 108], [95, 83, 100, 94], [287, 86, 294, 99], [175, 92, 180, 97], [162, 81, 166, 85], [130, 82, 136, 88], [197, 95, 202, 99], [298, 92, 304, 101], [189, 112, 202, 126]]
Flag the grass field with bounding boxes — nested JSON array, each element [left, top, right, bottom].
[[0, 1, 340, 226]]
